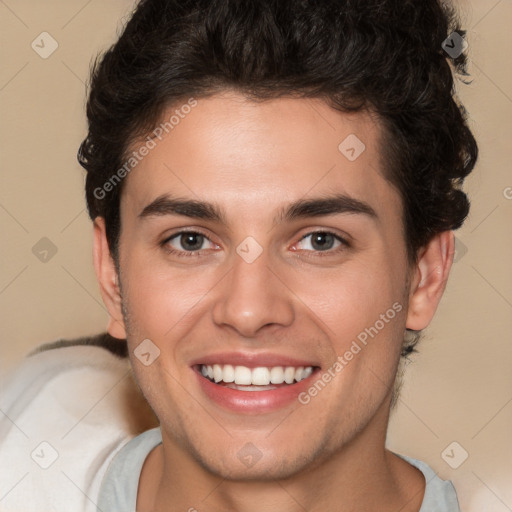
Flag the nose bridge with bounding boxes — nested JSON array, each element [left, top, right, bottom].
[[212, 244, 294, 336]]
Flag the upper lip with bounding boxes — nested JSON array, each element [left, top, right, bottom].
[[190, 352, 321, 369]]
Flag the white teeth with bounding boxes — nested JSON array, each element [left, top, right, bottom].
[[226, 383, 277, 391], [222, 364, 235, 383], [234, 366, 252, 385], [284, 366, 295, 384], [213, 364, 223, 383], [200, 364, 315, 386], [251, 367, 270, 386], [269, 366, 285, 384], [303, 366, 313, 379]]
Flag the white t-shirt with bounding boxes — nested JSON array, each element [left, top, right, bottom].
[[0, 342, 158, 512], [0, 342, 461, 512], [97, 427, 461, 512]]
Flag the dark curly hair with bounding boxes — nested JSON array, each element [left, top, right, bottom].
[[78, 0, 478, 356]]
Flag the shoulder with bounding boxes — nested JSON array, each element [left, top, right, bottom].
[[397, 453, 461, 512], [0, 334, 158, 512], [97, 427, 163, 512]]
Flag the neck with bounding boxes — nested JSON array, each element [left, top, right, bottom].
[[138, 404, 425, 512]]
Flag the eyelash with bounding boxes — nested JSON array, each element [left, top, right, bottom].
[[295, 231, 350, 257], [160, 229, 350, 259], [161, 230, 217, 258]]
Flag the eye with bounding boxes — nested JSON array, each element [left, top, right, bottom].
[[295, 231, 347, 252], [163, 231, 218, 255]]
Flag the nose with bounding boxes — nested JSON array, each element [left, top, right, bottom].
[[211, 248, 295, 338]]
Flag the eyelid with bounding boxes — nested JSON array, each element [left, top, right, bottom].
[[162, 227, 214, 243], [161, 228, 351, 257], [161, 228, 220, 255], [292, 230, 350, 252]]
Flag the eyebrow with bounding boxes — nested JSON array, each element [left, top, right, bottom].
[[138, 193, 377, 224], [277, 194, 377, 224], [139, 195, 226, 223]]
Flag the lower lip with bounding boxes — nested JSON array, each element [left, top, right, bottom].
[[193, 366, 320, 413]]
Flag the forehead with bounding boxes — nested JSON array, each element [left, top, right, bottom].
[[120, 92, 398, 222]]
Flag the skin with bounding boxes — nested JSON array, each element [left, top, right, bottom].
[[94, 91, 455, 511]]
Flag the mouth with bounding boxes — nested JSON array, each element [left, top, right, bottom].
[[192, 359, 321, 413], [198, 363, 316, 391]]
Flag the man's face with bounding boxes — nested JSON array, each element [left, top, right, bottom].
[[114, 92, 412, 479]]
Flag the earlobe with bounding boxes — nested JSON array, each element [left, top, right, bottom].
[[405, 231, 455, 331], [93, 218, 127, 339]]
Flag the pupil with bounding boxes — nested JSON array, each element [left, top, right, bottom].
[[312, 233, 334, 251], [181, 233, 203, 251]]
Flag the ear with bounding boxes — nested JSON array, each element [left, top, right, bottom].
[[406, 231, 455, 331], [93, 217, 127, 339]]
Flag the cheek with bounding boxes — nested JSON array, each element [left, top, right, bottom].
[[302, 270, 406, 418], [120, 249, 221, 339], [293, 262, 402, 341], [290, 257, 408, 398]]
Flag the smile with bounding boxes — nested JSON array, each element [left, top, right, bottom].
[[200, 364, 315, 390], [193, 360, 320, 413]]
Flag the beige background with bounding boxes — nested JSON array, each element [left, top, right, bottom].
[[0, 0, 511, 510]]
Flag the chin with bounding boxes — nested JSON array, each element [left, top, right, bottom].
[[188, 442, 321, 482]]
